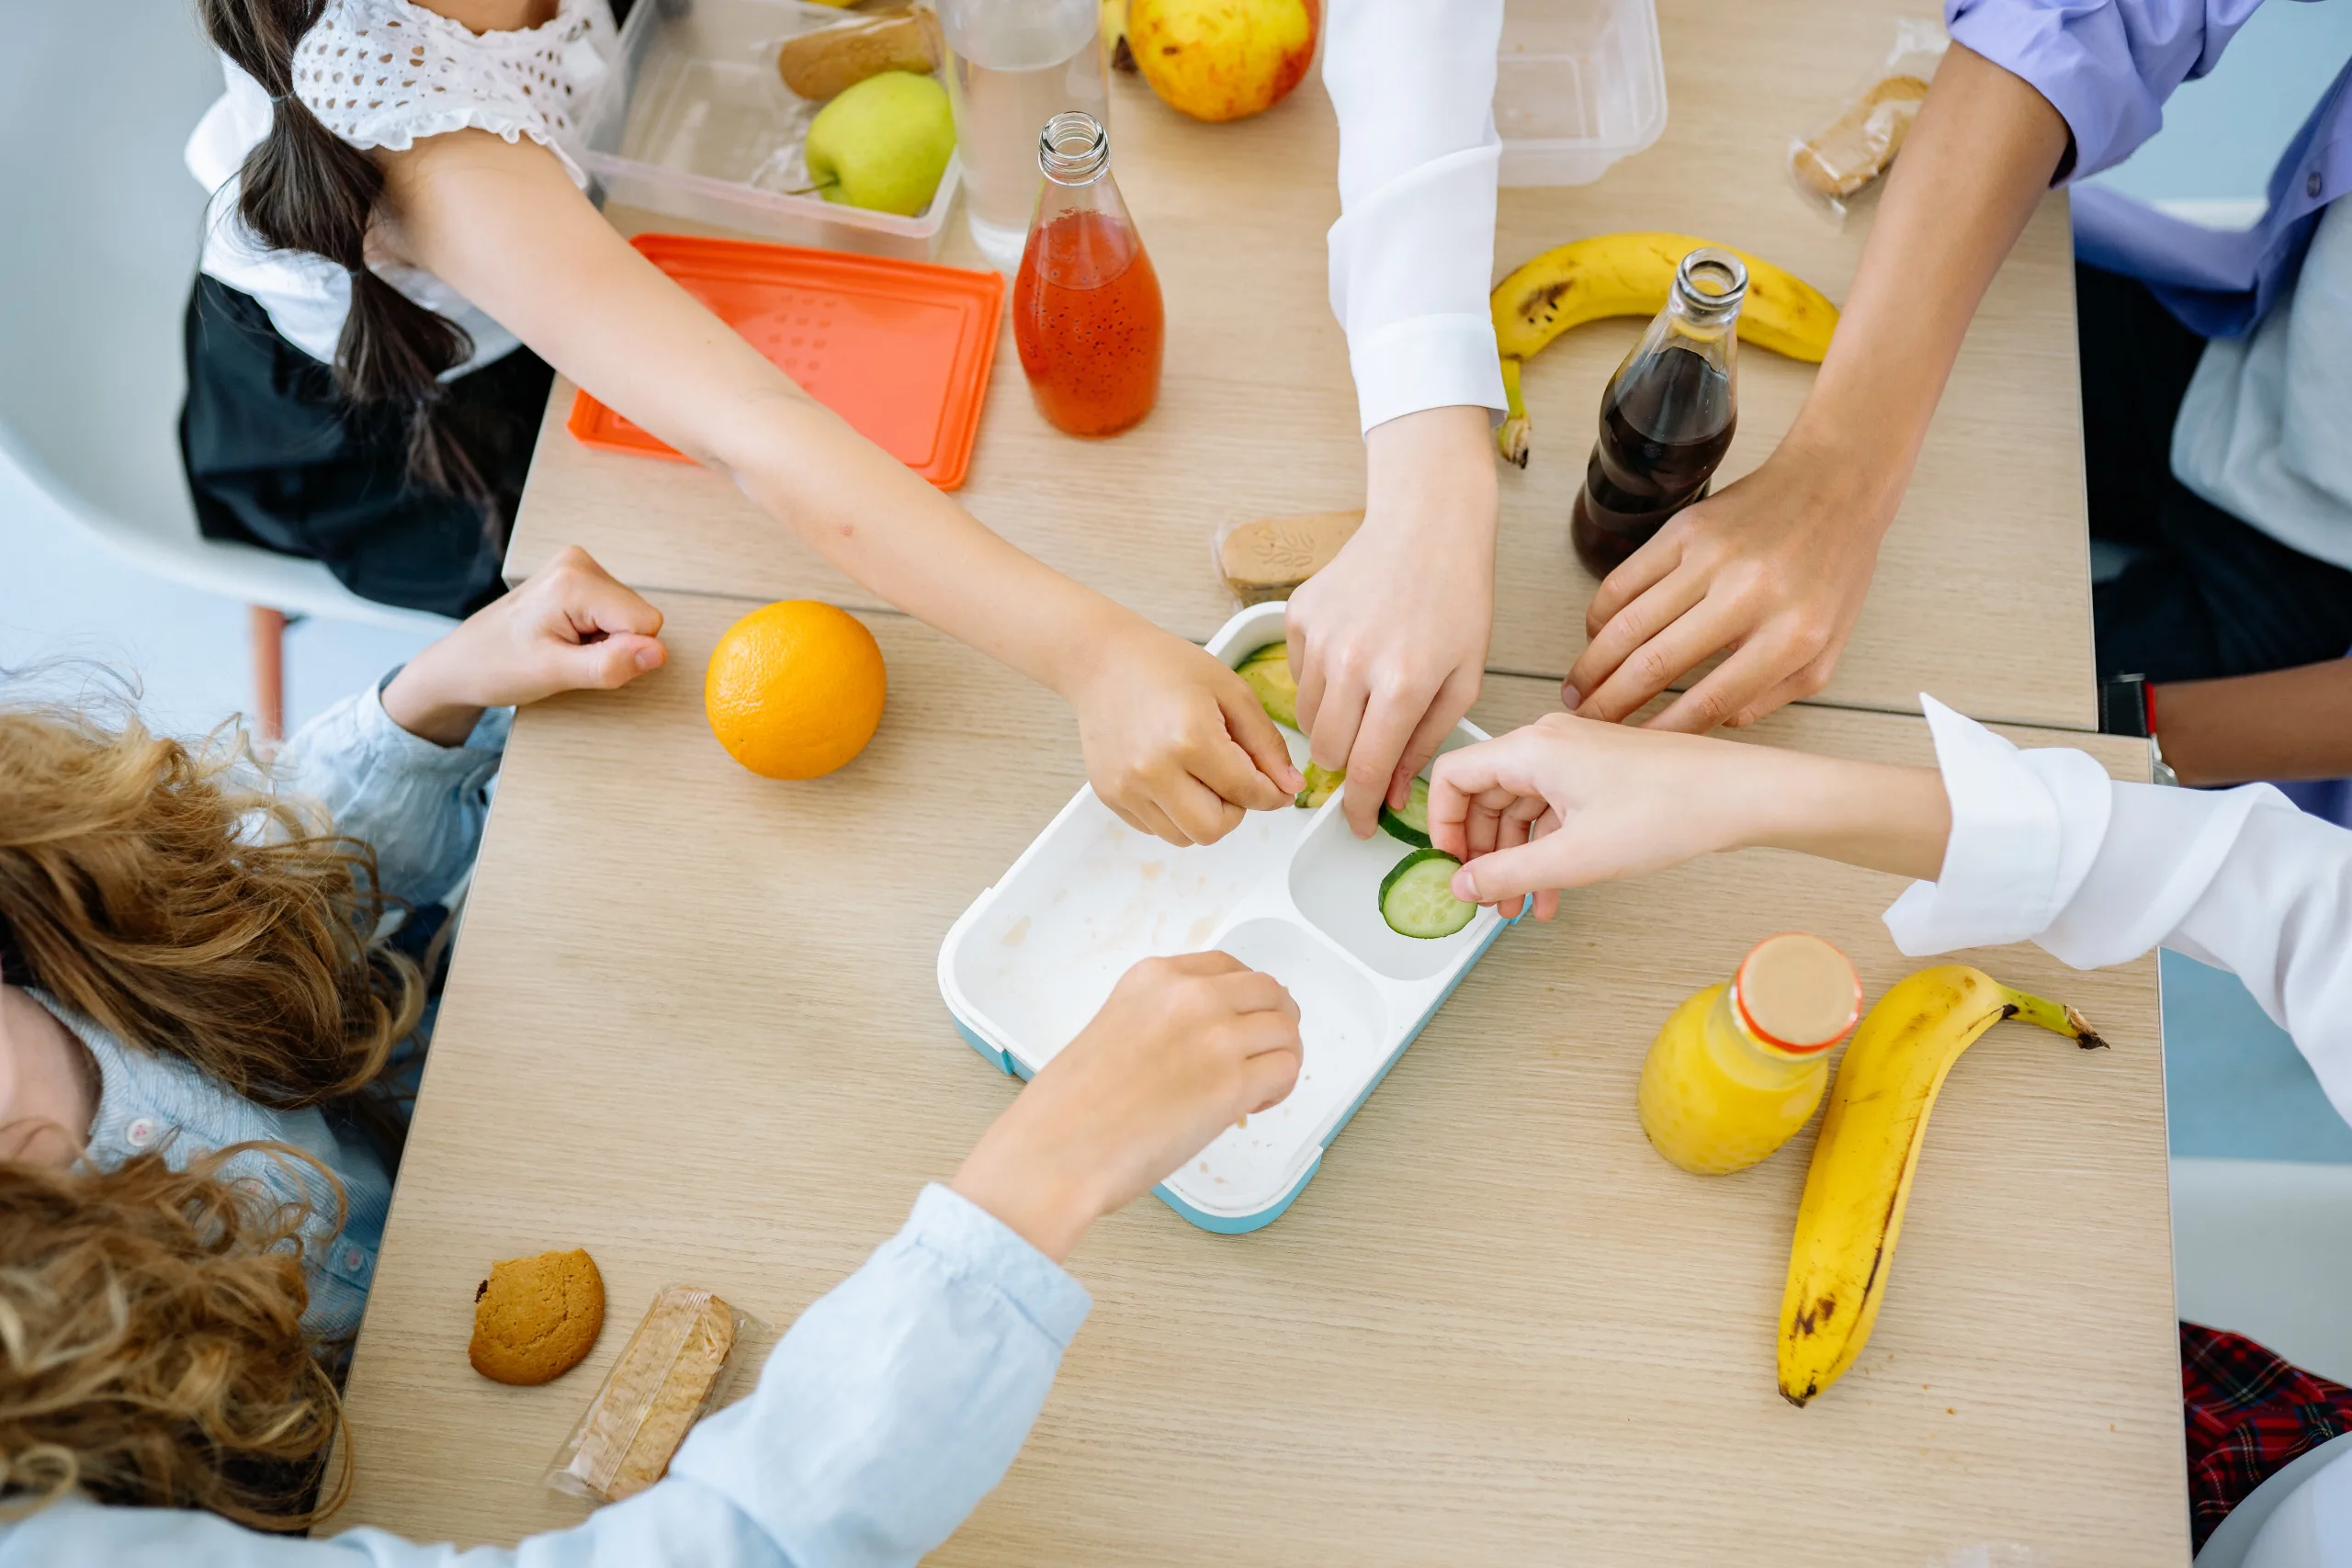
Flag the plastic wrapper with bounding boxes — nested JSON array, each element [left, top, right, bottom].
[[1786, 18, 1950, 227], [544, 1285, 765, 1505]]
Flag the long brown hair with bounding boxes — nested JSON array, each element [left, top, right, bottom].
[[197, 0, 485, 500], [0, 695, 422, 1526], [0, 1151, 348, 1529], [0, 700, 423, 1109]]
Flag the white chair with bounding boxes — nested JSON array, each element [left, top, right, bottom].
[[0, 1, 450, 736]]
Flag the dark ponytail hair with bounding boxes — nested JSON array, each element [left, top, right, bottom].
[[198, 0, 488, 502]]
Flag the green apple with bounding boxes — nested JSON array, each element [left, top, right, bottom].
[[803, 71, 955, 218]]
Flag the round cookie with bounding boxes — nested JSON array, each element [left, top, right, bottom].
[[469, 1248, 605, 1386]]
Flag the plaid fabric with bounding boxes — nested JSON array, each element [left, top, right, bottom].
[[2183, 1321, 2352, 1551]]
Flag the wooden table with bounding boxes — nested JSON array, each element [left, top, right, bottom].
[[507, 0, 2096, 729], [335, 595, 2183, 1564]]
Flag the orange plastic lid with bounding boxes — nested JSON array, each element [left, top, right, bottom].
[[1731, 932, 1861, 1055], [567, 234, 1003, 490]]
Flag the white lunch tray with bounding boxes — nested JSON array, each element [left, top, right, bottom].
[[936, 602, 1517, 1234]]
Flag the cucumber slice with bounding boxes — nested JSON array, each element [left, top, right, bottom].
[[1236, 644, 1298, 729], [1295, 761, 1345, 809], [1379, 848, 1476, 940], [1378, 777, 1432, 847]]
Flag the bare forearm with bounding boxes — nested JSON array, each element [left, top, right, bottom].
[[1784, 44, 2071, 523], [725, 394, 1136, 697], [2156, 661, 2352, 786], [1744, 750, 1953, 883], [386, 133, 1145, 701]]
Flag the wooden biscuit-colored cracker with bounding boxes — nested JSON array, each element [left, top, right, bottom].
[[1216, 510, 1365, 604], [563, 1286, 739, 1502], [777, 7, 943, 102], [1792, 74, 1930, 199], [469, 1248, 605, 1386]]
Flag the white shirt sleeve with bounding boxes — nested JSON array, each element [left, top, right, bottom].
[[1321, 0, 1509, 434], [1883, 694, 2352, 1124]]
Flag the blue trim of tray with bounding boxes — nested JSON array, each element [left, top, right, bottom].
[[944, 915, 1510, 1236]]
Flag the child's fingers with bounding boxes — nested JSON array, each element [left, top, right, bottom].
[[555, 632, 666, 691], [1211, 967, 1298, 1021], [1448, 831, 1586, 908], [1211, 686, 1302, 802], [1645, 637, 1788, 735], [1306, 671, 1368, 775], [1340, 692, 1423, 840], [1238, 1031, 1304, 1114], [1488, 795, 1552, 919], [1289, 627, 1323, 733], [1429, 731, 1550, 850], [1386, 668, 1477, 810], [1161, 771, 1246, 846], [544, 547, 665, 638], [1124, 804, 1185, 851]]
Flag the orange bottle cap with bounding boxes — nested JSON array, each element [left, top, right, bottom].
[[1731, 932, 1861, 1055]]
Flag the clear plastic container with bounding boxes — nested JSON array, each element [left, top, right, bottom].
[[574, 0, 963, 260], [1496, 0, 1668, 186]]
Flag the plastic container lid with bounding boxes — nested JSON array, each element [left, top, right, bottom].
[[1731, 932, 1862, 1055], [568, 234, 1003, 490]]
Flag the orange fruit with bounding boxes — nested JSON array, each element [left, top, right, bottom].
[[704, 601, 888, 780]]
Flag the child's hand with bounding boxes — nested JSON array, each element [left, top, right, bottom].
[[950, 953, 1303, 1261], [1066, 627, 1303, 847], [382, 547, 667, 746], [1428, 714, 1781, 920]]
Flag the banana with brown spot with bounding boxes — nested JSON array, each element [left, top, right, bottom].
[[1490, 232, 1840, 467], [1777, 964, 2105, 1407]]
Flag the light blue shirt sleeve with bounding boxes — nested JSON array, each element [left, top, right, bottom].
[[1944, 0, 2268, 181], [270, 671, 512, 911], [0, 1185, 1091, 1568]]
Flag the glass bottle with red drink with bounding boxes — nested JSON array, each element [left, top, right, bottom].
[[1570, 247, 1747, 579], [1012, 110, 1163, 437]]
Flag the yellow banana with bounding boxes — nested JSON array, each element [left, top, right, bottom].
[[1490, 232, 1840, 467], [1102, 0, 1136, 72], [1777, 965, 2105, 1408]]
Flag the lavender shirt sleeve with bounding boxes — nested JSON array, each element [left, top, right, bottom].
[[1943, 0, 2267, 181]]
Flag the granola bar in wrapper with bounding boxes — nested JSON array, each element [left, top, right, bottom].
[[545, 1285, 762, 1504]]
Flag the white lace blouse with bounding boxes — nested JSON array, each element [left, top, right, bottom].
[[184, 0, 618, 376]]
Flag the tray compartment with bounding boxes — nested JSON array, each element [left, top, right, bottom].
[[1286, 783, 1497, 985], [944, 798, 1317, 1076], [1159, 917, 1393, 1218]]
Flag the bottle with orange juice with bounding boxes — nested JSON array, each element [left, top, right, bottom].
[[1638, 932, 1861, 1175]]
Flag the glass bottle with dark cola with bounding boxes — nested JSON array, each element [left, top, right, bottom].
[[1570, 247, 1747, 580]]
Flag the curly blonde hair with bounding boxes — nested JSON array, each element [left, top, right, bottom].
[[0, 1150, 349, 1528], [0, 701, 423, 1106], [0, 696, 428, 1527]]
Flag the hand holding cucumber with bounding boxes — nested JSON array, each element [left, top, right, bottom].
[[1285, 406, 1497, 841], [951, 954, 1303, 1261], [1066, 625, 1302, 847], [1428, 714, 1954, 919]]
